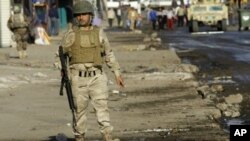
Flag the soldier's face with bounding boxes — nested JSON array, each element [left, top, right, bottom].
[[76, 13, 92, 27]]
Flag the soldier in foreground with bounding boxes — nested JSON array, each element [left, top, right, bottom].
[[7, 5, 29, 59], [59, 1, 124, 141]]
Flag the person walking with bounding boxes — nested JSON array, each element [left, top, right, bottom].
[[149, 8, 157, 30], [48, 2, 59, 36], [136, 14, 143, 29], [177, 5, 185, 27], [128, 7, 138, 31], [166, 8, 175, 30], [116, 7, 122, 27], [157, 7, 164, 30], [7, 5, 30, 59], [121, 6, 129, 29], [107, 8, 115, 28], [60, 1, 124, 141]]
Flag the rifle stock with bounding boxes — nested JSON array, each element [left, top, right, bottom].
[[58, 46, 76, 124]]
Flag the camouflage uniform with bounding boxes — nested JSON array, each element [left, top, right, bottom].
[[7, 5, 29, 59], [60, 1, 123, 141]]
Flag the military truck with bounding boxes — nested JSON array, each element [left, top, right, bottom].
[[187, 0, 228, 32]]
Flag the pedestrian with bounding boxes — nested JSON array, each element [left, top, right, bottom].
[[121, 6, 129, 29], [48, 2, 59, 36], [128, 7, 138, 31], [116, 7, 122, 27], [7, 5, 30, 59], [136, 14, 143, 29], [149, 8, 157, 30], [60, 1, 125, 141], [157, 7, 164, 30], [177, 5, 185, 27], [107, 8, 115, 28], [166, 7, 175, 30], [161, 7, 167, 29]]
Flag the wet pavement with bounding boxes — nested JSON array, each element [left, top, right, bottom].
[[159, 27, 250, 131]]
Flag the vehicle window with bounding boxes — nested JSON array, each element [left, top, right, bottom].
[[209, 6, 223, 11], [193, 6, 206, 12]]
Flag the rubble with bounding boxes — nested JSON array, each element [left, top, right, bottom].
[[224, 93, 243, 104], [143, 32, 162, 49]]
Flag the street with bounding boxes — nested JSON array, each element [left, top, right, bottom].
[[160, 28, 250, 130], [0, 25, 249, 141]]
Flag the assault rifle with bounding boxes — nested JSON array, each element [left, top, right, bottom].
[[58, 46, 76, 124]]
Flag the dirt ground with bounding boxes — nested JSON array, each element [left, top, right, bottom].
[[0, 30, 228, 141]]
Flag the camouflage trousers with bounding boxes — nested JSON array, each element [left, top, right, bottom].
[[13, 28, 29, 51], [69, 65, 113, 136]]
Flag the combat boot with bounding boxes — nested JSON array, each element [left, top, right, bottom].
[[18, 51, 23, 59], [75, 135, 85, 141], [22, 51, 28, 58], [102, 132, 120, 141]]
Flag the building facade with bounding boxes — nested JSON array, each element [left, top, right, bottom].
[[0, 1, 11, 48]]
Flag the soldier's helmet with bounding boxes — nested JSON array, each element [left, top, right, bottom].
[[13, 5, 21, 13], [73, 0, 94, 16]]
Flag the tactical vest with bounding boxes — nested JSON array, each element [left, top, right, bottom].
[[11, 14, 27, 28], [69, 27, 103, 66]]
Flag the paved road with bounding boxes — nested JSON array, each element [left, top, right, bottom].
[[160, 28, 250, 126]]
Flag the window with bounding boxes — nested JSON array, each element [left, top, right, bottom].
[[209, 6, 223, 11], [193, 6, 206, 12]]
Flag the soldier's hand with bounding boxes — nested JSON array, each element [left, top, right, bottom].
[[115, 75, 125, 88]]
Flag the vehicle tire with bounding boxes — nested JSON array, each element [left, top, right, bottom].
[[189, 27, 193, 32], [238, 26, 248, 31], [188, 20, 193, 32], [238, 26, 242, 31], [217, 21, 222, 31], [192, 20, 199, 32], [221, 19, 227, 31]]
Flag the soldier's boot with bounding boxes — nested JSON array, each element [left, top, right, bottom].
[[75, 135, 85, 141], [102, 132, 120, 141], [18, 51, 23, 59], [22, 51, 28, 58]]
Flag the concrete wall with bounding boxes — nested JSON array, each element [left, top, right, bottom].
[[0, 1, 11, 48]]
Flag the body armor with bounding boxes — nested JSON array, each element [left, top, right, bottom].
[[10, 14, 27, 29], [69, 27, 103, 66]]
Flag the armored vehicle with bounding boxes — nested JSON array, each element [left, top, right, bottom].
[[187, 0, 228, 32]]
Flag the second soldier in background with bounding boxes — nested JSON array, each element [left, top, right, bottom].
[[7, 5, 29, 59]]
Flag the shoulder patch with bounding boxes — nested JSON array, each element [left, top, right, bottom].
[[61, 30, 75, 47]]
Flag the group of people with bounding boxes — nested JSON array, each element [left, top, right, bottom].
[[148, 5, 187, 30], [106, 5, 188, 31], [107, 6, 142, 31]]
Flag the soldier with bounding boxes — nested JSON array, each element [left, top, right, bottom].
[[7, 5, 29, 59], [60, 1, 124, 141]]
